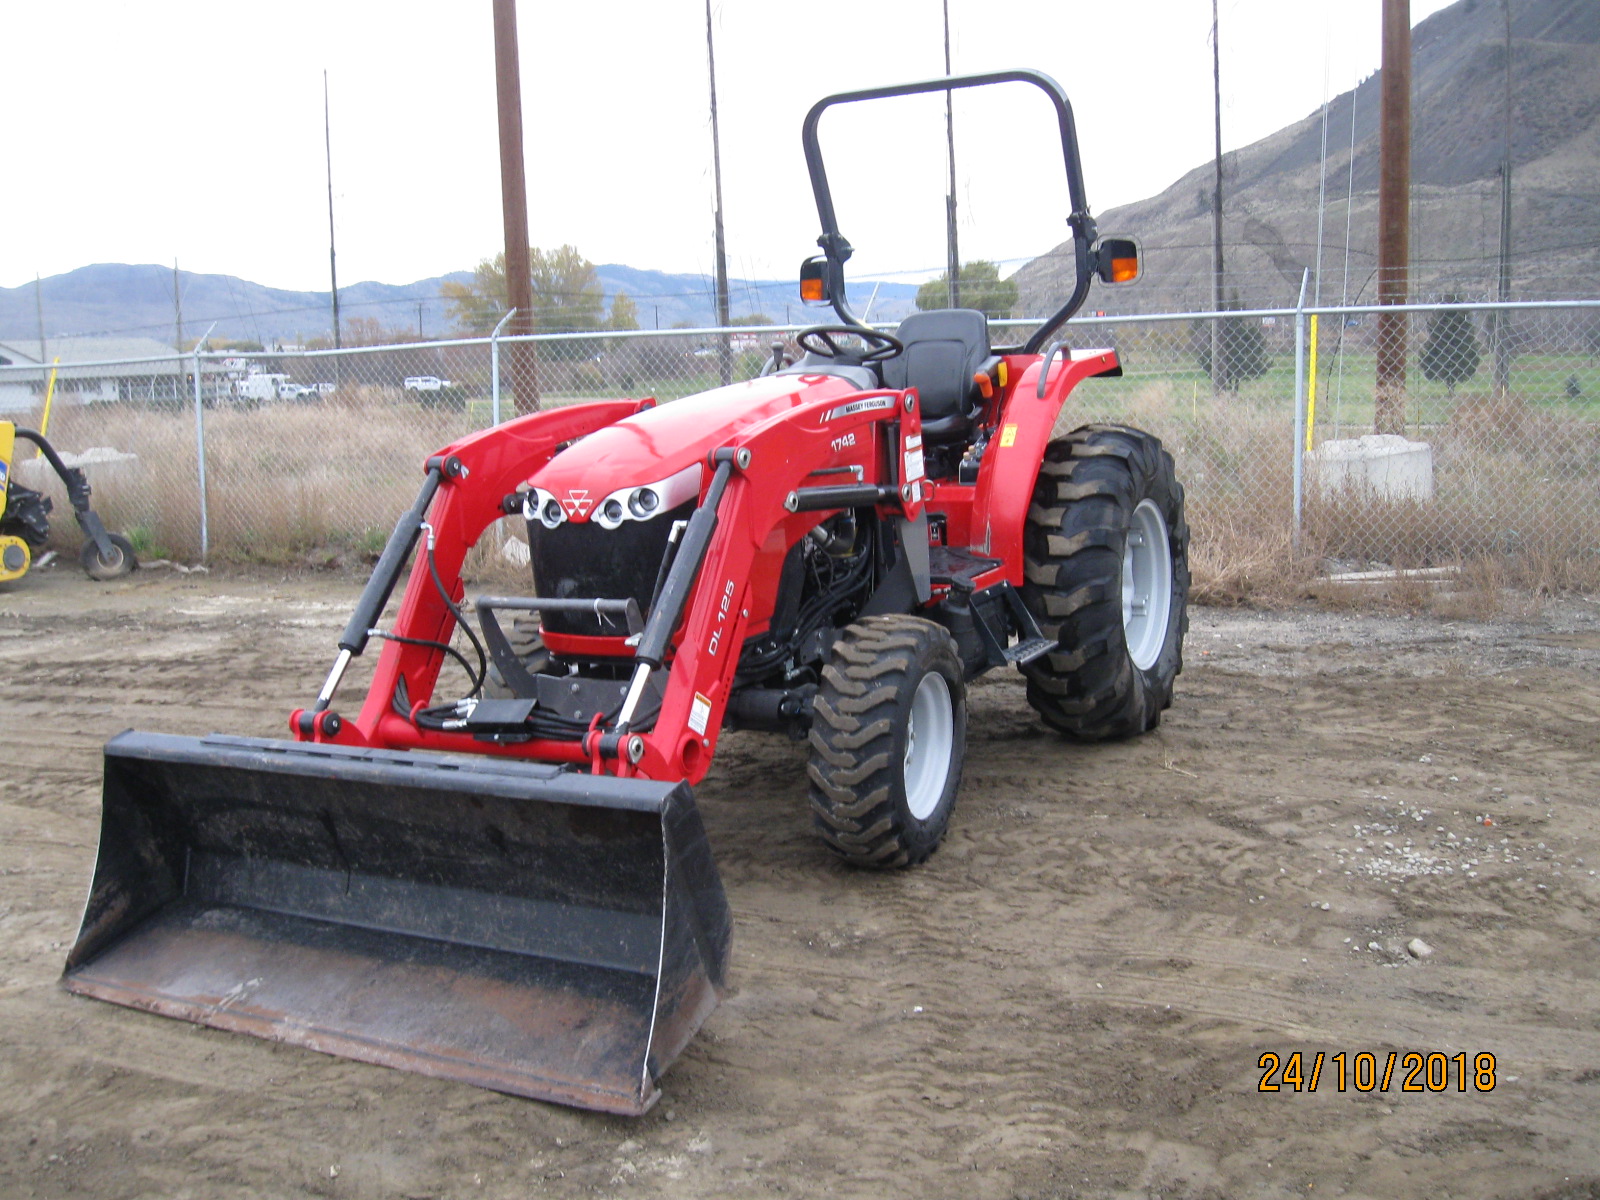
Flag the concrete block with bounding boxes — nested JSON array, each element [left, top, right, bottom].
[[1310, 434, 1434, 502], [15, 447, 142, 492]]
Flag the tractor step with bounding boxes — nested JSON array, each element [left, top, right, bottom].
[[928, 545, 1001, 586], [1004, 636, 1055, 665]]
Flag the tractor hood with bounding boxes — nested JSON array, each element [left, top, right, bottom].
[[525, 372, 863, 527]]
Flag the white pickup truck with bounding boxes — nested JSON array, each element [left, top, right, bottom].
[[403, 376, 451, 392], [234, 374, 300, 404]]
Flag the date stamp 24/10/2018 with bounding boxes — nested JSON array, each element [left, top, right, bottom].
[[1258, 1051, 1497, 1093]]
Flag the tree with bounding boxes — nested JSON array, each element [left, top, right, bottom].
[[1419, 301, 1480, 396], [343, 316, 418, 347], [915, 260, 1018, 319], [608, 291, 639, 331], [729, 313, 774, 327], [441, 246, 606, 347], [1193, 298, 1270, 391], [440, 258, 506, 335]]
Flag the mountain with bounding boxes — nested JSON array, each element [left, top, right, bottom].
[[0, 264, 475, 347], [1015, 0, 1600, 316], [0, 262, 922, 348], [596, 265, 920, 330]]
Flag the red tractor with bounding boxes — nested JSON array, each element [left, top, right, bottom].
[[65, 69, 1188, 1115]]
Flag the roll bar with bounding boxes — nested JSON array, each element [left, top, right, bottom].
[[801, 68, 1101, 356]]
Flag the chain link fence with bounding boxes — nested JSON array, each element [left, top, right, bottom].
[[1048, 300, 1600, 592], [5, 300, 1597, 593]]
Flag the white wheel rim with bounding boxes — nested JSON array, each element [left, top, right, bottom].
[[903, 671, 954, 821], [1122, 498, 1173, 672]]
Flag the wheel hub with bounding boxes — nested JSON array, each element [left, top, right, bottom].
[[903, 672, 954, 821], [1122, 499, 1173, 671]]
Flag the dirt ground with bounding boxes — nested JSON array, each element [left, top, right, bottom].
[[2, 564, 1599, 1200]]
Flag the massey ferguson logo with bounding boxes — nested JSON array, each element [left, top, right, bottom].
[[562, 490, 593, 517]]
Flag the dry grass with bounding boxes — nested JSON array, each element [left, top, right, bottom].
[[38, 392, 482, 564], [1062, 378, 1600, 611], [23, 382, 1600, 613]]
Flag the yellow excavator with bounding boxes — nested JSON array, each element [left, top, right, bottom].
[[1, 420, 137, 583]]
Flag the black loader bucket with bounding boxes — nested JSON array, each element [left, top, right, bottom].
[[62, 732, 730, 1115]]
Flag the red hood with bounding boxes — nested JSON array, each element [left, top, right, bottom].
[[529, 373, 863, 516]]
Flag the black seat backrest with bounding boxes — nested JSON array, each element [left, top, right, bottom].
[[879, 308, 990, 442]]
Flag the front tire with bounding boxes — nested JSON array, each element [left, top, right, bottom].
[[807, 615, 966, 868], [80, 533, 137, 581], [1019, 424, 1189, 740]]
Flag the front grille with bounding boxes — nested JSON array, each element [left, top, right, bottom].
[[526, 500, 692, 637]]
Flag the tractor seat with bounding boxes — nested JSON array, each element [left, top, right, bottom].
[[879, 308, 991, 443]]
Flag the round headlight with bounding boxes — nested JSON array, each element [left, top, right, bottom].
[[602, 498, 625, 524], [628, 488, 659, 518], [541, 498, 563, 528]]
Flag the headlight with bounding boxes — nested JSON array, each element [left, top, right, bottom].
[[592, 462, 703, 530], [523, 488, 567, 529]]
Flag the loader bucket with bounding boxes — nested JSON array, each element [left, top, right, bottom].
[[62, 732, 730, 1115]]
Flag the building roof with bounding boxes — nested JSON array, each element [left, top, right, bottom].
[[0, 335, 219, 378]]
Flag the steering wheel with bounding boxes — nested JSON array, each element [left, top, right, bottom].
[[796, 325, 905, 364]]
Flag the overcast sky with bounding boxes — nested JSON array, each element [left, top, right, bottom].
[[2, 0, 1457, 292]]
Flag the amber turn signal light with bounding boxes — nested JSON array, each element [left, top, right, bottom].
[[1095, 237, 1141, 284]]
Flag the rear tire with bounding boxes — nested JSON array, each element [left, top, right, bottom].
[[80, 533, 137, 581], [807, 615, 966, 868], [1019, 424, 1189, 740]]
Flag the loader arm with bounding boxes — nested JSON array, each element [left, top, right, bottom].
[[632, 387, 926, 785], [302, 382, 927, 784], [292, 398, 648, 747]]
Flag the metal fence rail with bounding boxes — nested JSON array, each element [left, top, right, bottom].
[[5, 299, 1597, 590]]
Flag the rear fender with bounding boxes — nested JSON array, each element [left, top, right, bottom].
[[970, 349, 1119, 582], [312, 400, 648, 747]]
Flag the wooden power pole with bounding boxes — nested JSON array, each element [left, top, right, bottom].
[[1374, 0, 1412, 435], [1493, 0, 1514, 397], [493, 0, 538, 413], [944, 0, 960, 309], [1209, 0, 1224, 391], [706, 0, 732, 386], [324, 71, 341, 351]]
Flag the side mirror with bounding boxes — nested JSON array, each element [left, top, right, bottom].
[[799, 256, 830, 305], [1095, 237, 1141, 285]]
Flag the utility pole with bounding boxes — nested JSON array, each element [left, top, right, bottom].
[[174, 259, 184, 352], [493, 0, 538, 412], [706, 0, 732, 386], [1493, 0, 1514, 397], [324, 70, 341, 351], [34, 275, 46, 364], [1374, 0, 1412, 435], [1210, 0, 1225, 390], [417, 302, 425, 340], [944, 0, 960, 309]]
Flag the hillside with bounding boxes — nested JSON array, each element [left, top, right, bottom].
[[1016, 0, 1600, 316], [0, 263, 919, 348]]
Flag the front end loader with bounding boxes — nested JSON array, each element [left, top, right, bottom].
[[63, 69, 1189, 1114]]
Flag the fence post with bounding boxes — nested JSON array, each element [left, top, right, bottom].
[[1292, 270, 1309, 553], [192, 346, 209, 560], [490, 307, 517, 427]]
